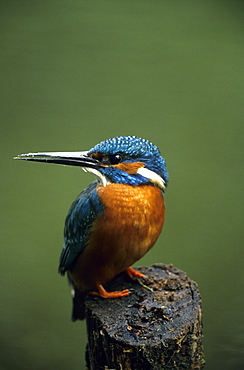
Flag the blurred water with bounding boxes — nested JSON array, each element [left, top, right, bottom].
[[1, 1, 243, 369]]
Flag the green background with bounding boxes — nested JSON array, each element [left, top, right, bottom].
[[1, 1, 243, 369]]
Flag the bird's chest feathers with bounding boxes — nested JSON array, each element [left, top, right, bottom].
[[70, 183, 165, 290], [95, 183, 165, 254]]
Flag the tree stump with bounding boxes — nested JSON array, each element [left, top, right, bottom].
[[84, 264, 205, 370]]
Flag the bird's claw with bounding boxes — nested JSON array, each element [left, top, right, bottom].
[[90, 285, 131, 298], [125, 266, 147, 279]]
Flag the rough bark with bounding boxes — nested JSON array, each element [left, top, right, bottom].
[[84, 264, 205, 369]]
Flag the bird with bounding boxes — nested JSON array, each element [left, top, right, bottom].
[[15, 136, 169, 320]]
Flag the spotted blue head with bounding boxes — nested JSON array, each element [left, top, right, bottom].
[[15, 136, 168, 190], [87, 136, 168, 189]]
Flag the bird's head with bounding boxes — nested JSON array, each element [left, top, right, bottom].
[[15, 136, 168, 190]]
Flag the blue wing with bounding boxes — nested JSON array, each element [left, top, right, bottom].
[[58, 181, 104, 275]]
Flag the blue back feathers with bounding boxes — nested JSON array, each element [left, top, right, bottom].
[[59, 182, 104, 274]]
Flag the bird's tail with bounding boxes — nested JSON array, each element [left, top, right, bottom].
[[68, 277, 87, 321]]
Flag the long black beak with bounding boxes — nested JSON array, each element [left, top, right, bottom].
[[14, 151, 104, 169]]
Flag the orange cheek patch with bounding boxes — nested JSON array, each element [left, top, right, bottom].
[[90, 152, 103, 160], [112, 162, 144, 174]]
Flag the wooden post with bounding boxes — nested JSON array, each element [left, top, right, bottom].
[[83, 264, 205, 369]]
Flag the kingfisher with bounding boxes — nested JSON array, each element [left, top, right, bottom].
[[15, 136, 168, 319]]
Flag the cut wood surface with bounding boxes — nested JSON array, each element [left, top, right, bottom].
[[84, 264, 205, 369]]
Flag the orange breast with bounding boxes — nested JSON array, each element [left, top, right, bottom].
[[69, 184, 165, 291]]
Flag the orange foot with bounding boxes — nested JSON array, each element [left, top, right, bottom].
[[125, 266, 146, 279], [90, 284, 130, 298]]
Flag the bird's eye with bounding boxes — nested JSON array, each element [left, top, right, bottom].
[[109, 153, 123, 164]]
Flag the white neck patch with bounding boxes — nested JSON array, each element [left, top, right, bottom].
[[82, 167, 111, 187], [83, 166, 166, 190], [137, 167, 166, 190]]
